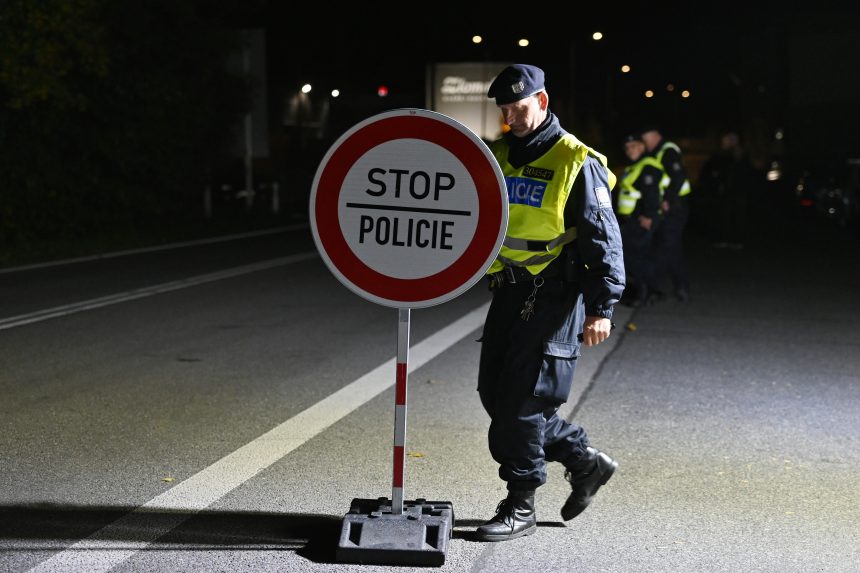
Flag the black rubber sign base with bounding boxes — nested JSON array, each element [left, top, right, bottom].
[[336, 497, 455, 567]]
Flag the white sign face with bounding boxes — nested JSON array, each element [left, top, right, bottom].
[[337, 138, 479, 280], [311, 109, 507, 309]]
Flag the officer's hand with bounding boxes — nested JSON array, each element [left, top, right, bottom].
[[583, 316, 611, 347], [661, 200, 670, 213], [638, 215, 653, 231]]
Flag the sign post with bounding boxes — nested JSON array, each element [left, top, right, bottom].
[[310, 109, 507, 566], [393, 307, 409, 514]]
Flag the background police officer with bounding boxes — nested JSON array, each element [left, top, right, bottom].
[[476, 64, 625, 542], [641, 125, 692, 302], [617, 133, 664, 307]]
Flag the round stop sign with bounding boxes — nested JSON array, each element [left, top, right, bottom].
[[310, 109, 507, 308]]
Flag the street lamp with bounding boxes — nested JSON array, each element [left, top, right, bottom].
[[518, 38, 529, 47], [621, 65, 631, 73], [301, 84, 312, 94], [592, 31, 603, 40], [472, 35, 482, 44]]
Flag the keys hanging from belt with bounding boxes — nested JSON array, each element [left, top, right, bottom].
[[520, 276, 544, 321]]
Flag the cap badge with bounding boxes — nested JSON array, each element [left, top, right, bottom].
[[511, 81, 524, 94]]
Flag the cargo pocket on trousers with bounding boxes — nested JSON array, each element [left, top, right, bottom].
[[534, 340, 580, 404]]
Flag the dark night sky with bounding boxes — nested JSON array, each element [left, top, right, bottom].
[[258, 4, 766, 93], [247, 2, 860, 160]]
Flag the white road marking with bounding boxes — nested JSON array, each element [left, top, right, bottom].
[[26, 302, 490, 573], [0, 224, 308, 274], [0, 252, 318, 331]]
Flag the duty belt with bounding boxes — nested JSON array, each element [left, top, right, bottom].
[[488, 262, 561, 288]]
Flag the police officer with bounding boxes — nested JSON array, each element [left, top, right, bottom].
[[476, 64, 625, 542], [641, 125, 692, 301], [617, 133, 665, 307]]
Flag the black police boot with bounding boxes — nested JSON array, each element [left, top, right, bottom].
[[561, 447, 618, 521], [475, 489, 536, 542]]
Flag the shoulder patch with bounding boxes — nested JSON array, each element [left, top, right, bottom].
[[594, 186, 611, 207]]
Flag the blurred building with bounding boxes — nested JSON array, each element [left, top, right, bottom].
[[426, 62, 508, 141]]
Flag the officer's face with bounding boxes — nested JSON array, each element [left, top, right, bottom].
[[498, 93, 546, 137], [641, 130, 660, 151], [624, 141, 645, 161]]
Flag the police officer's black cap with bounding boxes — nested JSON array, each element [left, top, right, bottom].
[[624, 133, 644, 143], [487, 64, 545, 105], [639, 122, 661, 134]]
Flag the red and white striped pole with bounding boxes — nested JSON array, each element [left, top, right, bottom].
[[392, 308, 410, 515]]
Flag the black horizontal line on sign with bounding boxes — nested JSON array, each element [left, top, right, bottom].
[[345, 203, 472, 216]]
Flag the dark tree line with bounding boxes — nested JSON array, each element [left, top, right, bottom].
[[0, 0, 252, 263]]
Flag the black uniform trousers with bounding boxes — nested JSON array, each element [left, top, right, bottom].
[[620, 215, 655, 290], [653, 199, 689, 292], [478, 275, 589, 491]]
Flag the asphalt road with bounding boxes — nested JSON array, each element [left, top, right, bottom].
[[1, 224, 858, 572]]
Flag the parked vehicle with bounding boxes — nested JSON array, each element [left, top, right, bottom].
[[794, 159, 860, 229]]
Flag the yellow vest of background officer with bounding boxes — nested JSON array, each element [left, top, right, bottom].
[[618, 156, 668, 216]]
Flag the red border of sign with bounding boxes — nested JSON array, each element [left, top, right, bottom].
[[313, 112, 504, 305]]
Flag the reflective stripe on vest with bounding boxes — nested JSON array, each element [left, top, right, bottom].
[[488, 133, 613, 276], [656, 140, 692, 197], [618, 156, 663, 216]]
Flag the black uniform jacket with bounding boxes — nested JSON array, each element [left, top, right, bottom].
[[503, 113, 625, 318]]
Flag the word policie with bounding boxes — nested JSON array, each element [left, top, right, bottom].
[[359, 216, 454, 249]]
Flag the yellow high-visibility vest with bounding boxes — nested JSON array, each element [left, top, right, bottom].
[[656, 141, 692, 196], [618, 156, 667, 216], [489, 133, 615, 275]]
